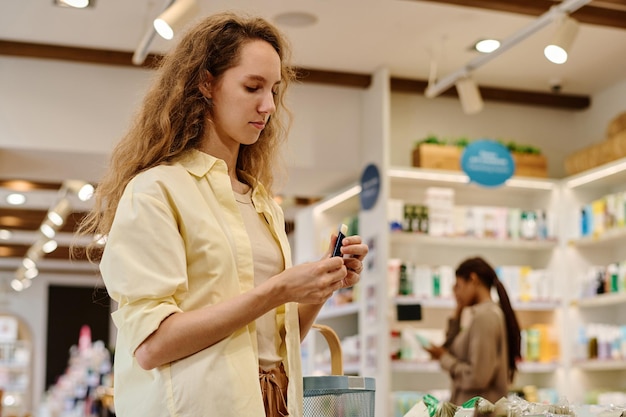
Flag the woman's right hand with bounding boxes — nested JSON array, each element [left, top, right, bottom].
[[273, 257, 347, 305]]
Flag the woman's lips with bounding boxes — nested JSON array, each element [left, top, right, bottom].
[[250, 121, 265, 130]]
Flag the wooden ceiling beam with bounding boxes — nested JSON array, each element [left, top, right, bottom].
[[0, 40, 590, 110], [390, 77, 590, 109], [411, 0, 626, 30]]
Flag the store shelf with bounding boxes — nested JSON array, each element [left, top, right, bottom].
[[394, 296, 560, 312], [390, 232, 557, 250], [573, 360, 626, 371], [317, 302, 360, 319], [388, 166, 557, 192], [391, 360, 559, 374], [392, 360, 441, 373], [572, 292, 626, 308], [512, 300, 561, 311], [518, 361, 560, 373], [568, 228, 626, 248]]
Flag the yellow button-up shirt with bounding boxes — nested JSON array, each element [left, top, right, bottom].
[[100, 149, 303, 417]]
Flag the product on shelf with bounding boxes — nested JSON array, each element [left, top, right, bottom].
[[38, 325, 113, 417]]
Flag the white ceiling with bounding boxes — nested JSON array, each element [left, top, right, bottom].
[[1, 0, 626, 95]]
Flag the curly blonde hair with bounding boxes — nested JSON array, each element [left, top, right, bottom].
[[77, 12, 295, 260]]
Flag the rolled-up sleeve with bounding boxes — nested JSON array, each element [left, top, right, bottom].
[[101, 182, 187, 356]]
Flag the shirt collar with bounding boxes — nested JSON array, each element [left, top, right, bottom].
[[176, 149, 272, 204], [176, 149, 221, 178]]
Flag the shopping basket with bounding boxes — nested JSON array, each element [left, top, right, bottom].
[[303, 324, 376, 417]]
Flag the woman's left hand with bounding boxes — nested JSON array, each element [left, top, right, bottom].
[[424, 344, 447, 360], [328, 234, 368, 289]]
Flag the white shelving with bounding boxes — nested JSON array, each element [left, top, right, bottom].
[[391, 232, 558, 250], [395, 296, 560, 312], [317, 302, 360, 320], [560, 156, 626, 403], [385, 166, 563, 401], [0, 328, 32, 416], [573, 360, 626, 371], [391, 360, 560, 374], [573, 292, 626, 308]]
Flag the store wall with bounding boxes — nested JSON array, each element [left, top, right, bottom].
[[575, 79, 626, 146], [393, 93, 589, 178], [2, 54, 626, 412], [0, 56, 363, 193]]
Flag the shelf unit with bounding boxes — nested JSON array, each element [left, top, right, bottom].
[[561, 158, 626, 404], [296, 165, 568, 414], [0, 316, 32, 417], [386, 167, 563, 401]]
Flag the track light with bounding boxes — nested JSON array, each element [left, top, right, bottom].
[[154, 0, 199, 40], [544, 15, 579, 64], [455, 76, 484, 115], [54, 0, 92, 8]]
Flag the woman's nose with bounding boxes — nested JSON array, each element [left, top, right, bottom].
[[259, 91, 276, 115]]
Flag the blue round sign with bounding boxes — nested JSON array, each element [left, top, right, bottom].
[[360, 163, 380, 211], [461, 139, 515, 187]]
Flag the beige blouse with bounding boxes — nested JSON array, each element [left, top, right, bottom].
[[439, 301, 509, 405]]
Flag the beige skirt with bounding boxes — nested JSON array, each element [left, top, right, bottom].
[[259, 363, 289, 417]]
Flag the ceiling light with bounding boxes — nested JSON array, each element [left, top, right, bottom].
[[40, 223, 56, 239], [24, 267, 39, 280], [54, 0, 93, 8], [42, 240, 58, 254], [48, 198, 71, 227], [77, 183, 94, 201], [424, 0, 591, 99], [10, 279, 25, 292], [0, 229, 12, 240], [154, 0, 199, 40], [474, 39, 500, 54], [22, 258, 36, 270], [544, 15, 579, 64], [6, 193, 26, 205], [455, 76, 484, 115]]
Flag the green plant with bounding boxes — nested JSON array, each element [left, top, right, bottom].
[[415, 134, 445, 147]]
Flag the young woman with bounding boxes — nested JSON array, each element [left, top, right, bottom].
[[77, 12, 368, 417], [425, 257, 521, 404]]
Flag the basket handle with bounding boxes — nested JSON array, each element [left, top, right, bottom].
[[312, 323, 343, 376]]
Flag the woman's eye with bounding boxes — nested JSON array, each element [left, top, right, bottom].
[[245, 86, 259, 92]]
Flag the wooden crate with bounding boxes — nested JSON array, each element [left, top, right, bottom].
[[412, 144, 548, 178], [564, 132, 626, 176], [412, 143, 462, 171], [512, 153, 548, 178]]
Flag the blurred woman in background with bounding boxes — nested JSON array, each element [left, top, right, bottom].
[[425, 256, 521, 404]]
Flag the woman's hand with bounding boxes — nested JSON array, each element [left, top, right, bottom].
[[274, 257, 347, 305], [326, 233, 368, 289], [424, 344, 447, 360]]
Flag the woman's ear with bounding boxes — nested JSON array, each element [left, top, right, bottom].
[[199, 70, 214, 99]]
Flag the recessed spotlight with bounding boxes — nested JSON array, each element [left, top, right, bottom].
[[274, 11, 318, 28], [0, 229, 12, 240], [6, 193, 26, 205], [53, 0, 93, 8], [473, 39, 500, 54]]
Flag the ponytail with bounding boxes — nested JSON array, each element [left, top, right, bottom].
[[493, 277, 521, 382]]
